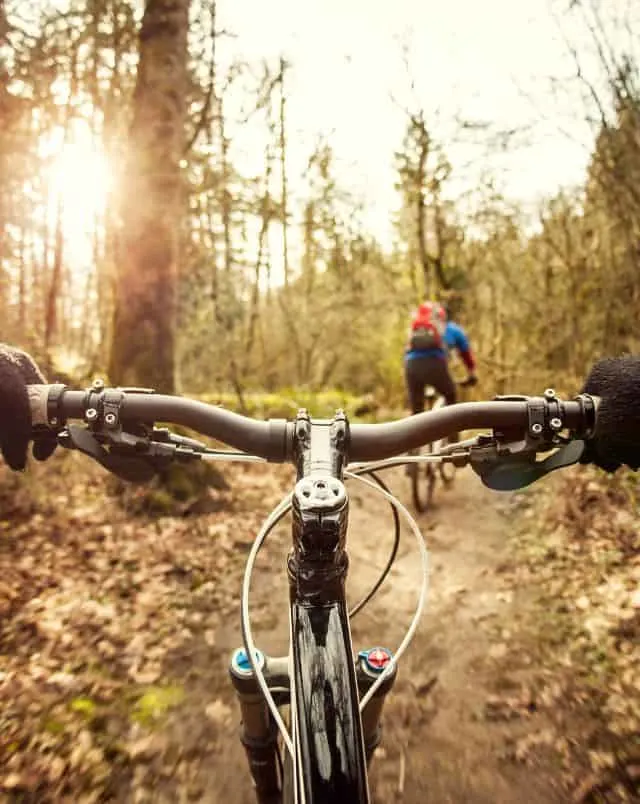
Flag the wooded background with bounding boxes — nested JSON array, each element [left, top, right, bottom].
[[0, 0, 638, 406]]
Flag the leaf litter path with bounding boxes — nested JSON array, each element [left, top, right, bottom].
[[0, 458, 568, 803]]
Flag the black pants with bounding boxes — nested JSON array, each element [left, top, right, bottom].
[[404, 355, 457, 414]]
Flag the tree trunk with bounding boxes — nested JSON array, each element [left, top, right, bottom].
[[44, 193, 64, 356], [109, 0, 189, 393], [416, 147, 430, 296], [279, 57, 290, 286], [245, 143, 272, 364]]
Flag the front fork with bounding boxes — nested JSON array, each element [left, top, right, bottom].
[[228, 647, 397, 803]]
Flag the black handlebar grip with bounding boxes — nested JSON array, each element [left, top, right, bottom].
[[582, 356, 640, 471], [28, 384, 51, 426], [28, 384, 75, 427]]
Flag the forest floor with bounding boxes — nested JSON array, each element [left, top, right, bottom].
[[0, 451, 638, 803]]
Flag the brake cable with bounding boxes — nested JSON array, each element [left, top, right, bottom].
[[347, 469, 400, 619]]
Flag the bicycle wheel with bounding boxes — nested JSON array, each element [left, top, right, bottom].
[[410, 443, 436, 512]]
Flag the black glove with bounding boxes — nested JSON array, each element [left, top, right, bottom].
[[0, 344, 57, 470], [581, 355, 640, 472]]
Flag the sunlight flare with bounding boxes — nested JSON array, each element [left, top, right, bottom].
[[49, 134, 112, 234], [43, 118, 115, 269]]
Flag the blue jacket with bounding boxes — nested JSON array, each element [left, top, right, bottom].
[[405, 321, 476, 371]]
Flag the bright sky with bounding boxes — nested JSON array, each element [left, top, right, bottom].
[[218, 0, 610, 242]]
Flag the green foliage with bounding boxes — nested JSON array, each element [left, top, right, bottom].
[[70, 697, 97, 718], [199, 388, 377, 419], [132, 685, 184, 726]]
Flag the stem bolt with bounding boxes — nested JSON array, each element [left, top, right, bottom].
[[104, 413, 117, 426], [85, 408, 98, 422], [531, 423, 543, 435], [550, 417, 563, 430]]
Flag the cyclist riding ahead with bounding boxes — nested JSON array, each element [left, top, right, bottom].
[[404, 298, 477, 416]]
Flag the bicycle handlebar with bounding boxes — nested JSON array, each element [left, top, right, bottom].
[[28, 386, 291, 461], [349, 401, 585, 461], [27, 384, 597, 465]]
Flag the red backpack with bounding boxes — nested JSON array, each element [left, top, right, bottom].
[[408, 301, 447, 351]]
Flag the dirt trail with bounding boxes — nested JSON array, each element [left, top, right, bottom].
[[153, 467, 567, 804], [347, 469, 564, 803]]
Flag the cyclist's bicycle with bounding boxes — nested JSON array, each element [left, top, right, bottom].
[[409, 378, 475, 512], [27, 382, 597, 804]]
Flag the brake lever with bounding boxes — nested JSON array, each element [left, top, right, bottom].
[[470, 439, 585, 491], [59, 425, 157, 483], [58, 424, 213, 483]]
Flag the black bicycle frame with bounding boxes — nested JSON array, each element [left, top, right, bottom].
[[229, 410, 378, 803], [287, 409, 369, 803]]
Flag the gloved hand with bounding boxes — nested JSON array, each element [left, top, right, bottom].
[[580, 355, 640, 472], [0, 344, 57, 470]]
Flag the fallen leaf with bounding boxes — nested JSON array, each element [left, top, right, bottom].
[[205, 699, 233, 726]]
